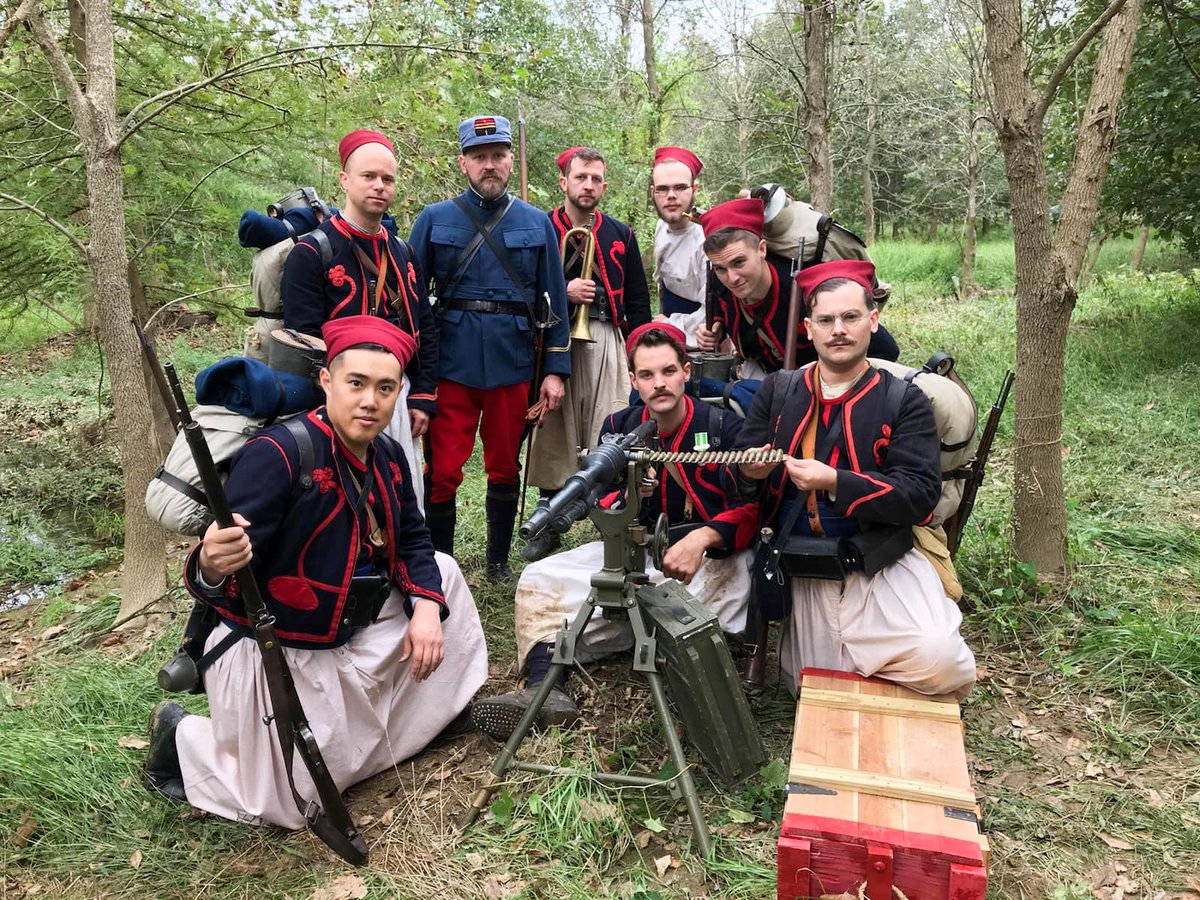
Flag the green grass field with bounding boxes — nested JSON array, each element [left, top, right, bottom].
[[1, 237, 1199, 898]]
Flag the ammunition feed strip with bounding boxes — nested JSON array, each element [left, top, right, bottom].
[[629, 448, 788, 465]]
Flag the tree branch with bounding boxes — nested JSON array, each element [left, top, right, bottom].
[[132, 145, 260, 261], [1035, 0, 1130, 121], [25, 3, 89, 132], [1160, 0, 1200, 87], [0, 0, 37, 50], [0, 190, 88, 259], [118, 41, 479, 147]]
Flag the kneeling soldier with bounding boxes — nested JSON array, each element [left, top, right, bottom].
[[141, 316, 488, 828], [472, 323, 758, 740], [736, 260, 976, 699]]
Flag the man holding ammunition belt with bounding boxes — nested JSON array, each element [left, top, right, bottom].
[[409, 115, 571, 579], [524, 146, 652, 562], [695, 198, 899, 376], [734, 260, 975, 699], [471, 323, 758, 740], [141, 316, 488, 826]]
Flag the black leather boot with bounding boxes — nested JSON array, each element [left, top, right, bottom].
[[141, 701, 190, 802], [425, 499, 456, 556], [485, 483, 520, 582]]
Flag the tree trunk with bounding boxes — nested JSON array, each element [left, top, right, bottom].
[[640, 0, 660, 146], [616, 0, 633, 105], [859, 7, 875, 245], [1081, 234, 1108, 286], [1130, 223, 1149, 269], [891, 220, 900, 240], [927, 221, 939, 242], [983, 0, 1143, 575], [29, 0, 169, 622], [67, 0, 86, 73], [961, 121, 981, 296], [803, 0, 834, 212]]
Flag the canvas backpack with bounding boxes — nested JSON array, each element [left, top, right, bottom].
[[145, 407, 314, 536], [869, 355, 978, 526], [243, 231, 333, 361]]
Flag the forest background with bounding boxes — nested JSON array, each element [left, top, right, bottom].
[[0, 0, 1199, 897]]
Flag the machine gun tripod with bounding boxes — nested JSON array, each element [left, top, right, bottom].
[[461, 423, 768, 857]]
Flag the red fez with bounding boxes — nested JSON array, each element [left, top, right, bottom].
[[653, 146, 703, 178], [338, 129, 395, 169], [556, 146, 586, 173], [794, 259, 876, 303], [625, 322, 688, 358], [322, 315, 416, 369], [699, 198, 764, 239]]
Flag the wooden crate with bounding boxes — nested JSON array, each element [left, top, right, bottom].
[[777, 669, 988, 900]]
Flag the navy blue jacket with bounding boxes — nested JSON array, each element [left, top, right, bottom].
[[409, 190, 570, 389], [184, 408, 446, 648], [280, 214, 438, 415], [601, 397, 759, 552], [734, 364, 940, 534], [549, 207, 652, 335]]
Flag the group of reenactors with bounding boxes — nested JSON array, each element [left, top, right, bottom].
[[140, 115, 976, 835]]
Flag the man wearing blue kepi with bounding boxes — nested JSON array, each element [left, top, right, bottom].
[[409, 115, 571, 580]]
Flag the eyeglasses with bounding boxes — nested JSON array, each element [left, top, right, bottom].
[[809, 310, 868, 329], [652, 183, 692, 197]]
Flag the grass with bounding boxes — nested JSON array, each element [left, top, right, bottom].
[[2, 236, 1200, 897]]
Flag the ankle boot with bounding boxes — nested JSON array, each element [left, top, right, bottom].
[[485, 483, 520, 581], [425, 499, 456, 556]]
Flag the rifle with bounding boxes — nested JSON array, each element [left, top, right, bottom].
[[157, 362, 369, 865], [518, 291, 561, 523], [781, 251, 803, 372], [133, 318, 181, 431], [517, 101, 529, 203], [945, 370, 1014, 558]]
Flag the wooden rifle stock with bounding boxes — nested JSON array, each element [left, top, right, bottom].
[[945, 370, 1014, 558], [156, 362, 369, 865], [782, 254, 803, 372]]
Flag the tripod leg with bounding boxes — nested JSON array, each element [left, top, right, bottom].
[[460, 660, 568, 829], [627, 601, 713, 858], [461, 592, 600, 831], [644, 670, 713, 859]]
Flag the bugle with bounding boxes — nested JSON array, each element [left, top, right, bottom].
[[560, 225, 596, 343]]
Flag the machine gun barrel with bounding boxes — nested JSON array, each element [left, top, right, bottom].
[[520, 419, 658, 540]]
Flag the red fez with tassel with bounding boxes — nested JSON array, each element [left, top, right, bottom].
[[653, 146, 703, 178], [793, 259, 876, 302], [322, 315, 416, 368], [338, 129, 395, 169], [699, 198, 764, 239]]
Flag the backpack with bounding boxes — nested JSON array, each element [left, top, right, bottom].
[[869, 355, 978, 526], [243, 231, 333, 361], [145, 408, 314, 536]]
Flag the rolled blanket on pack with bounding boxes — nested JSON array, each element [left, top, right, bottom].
[[195, 357, 323, 418], [237, 208, 322, 249]]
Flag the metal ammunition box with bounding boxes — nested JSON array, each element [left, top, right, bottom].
[[637, 580, 765, 788]]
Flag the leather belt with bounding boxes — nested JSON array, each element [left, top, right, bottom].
[[586, 293, 613, 322], [441, 298, 529, 317]]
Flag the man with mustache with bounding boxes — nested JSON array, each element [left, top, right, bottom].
[[695, 197, 899, 377], [649, 146, 708, 346], [524, 146, 652, 562], [733, 259, 975, 699], [409, 115, 571, 580], [280, 129, 438, 503], [471, 323, 758, 739], [141, 315, 488, 827]]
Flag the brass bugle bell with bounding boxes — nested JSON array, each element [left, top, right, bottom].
[[560, 225, 596, 344]]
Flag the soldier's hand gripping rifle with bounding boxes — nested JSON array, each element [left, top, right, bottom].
[[158, 362, 369, 866], [945, 370, 1014, 558]]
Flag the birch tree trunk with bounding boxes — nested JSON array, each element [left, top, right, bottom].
[[1130, 223, 1150, 269]]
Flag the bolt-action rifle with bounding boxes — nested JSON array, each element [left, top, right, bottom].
[[945, 370, 1014, 558], [156, 361, 369, 866]]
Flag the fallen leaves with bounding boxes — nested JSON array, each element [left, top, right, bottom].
[[1098, 832, 1136, 851], [128, 850, 142, 870], [117, 734, 149, 751], [310, 874, 367, 900]]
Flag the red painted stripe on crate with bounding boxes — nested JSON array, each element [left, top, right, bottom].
[[780, 812, 985, 866]]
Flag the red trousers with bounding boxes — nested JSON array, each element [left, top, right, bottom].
[[426, 380, 529, 503]]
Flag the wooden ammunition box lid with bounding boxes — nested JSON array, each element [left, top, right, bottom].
[[782, 669, 987, 866]]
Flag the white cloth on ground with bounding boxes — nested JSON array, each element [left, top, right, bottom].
[[528, 320, 629, 491], [778, 547, 975, 700], [514, 540, 751, 668], [176, 552, 486, 829], [383, 375, 425, 513]]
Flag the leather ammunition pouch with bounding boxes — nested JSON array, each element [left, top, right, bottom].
[[340, 575, 391, 632], [585, 285, 612, 321], [781, 524, 913, 580]]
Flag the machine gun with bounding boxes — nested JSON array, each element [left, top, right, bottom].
[[463, 421, 772, 857]]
